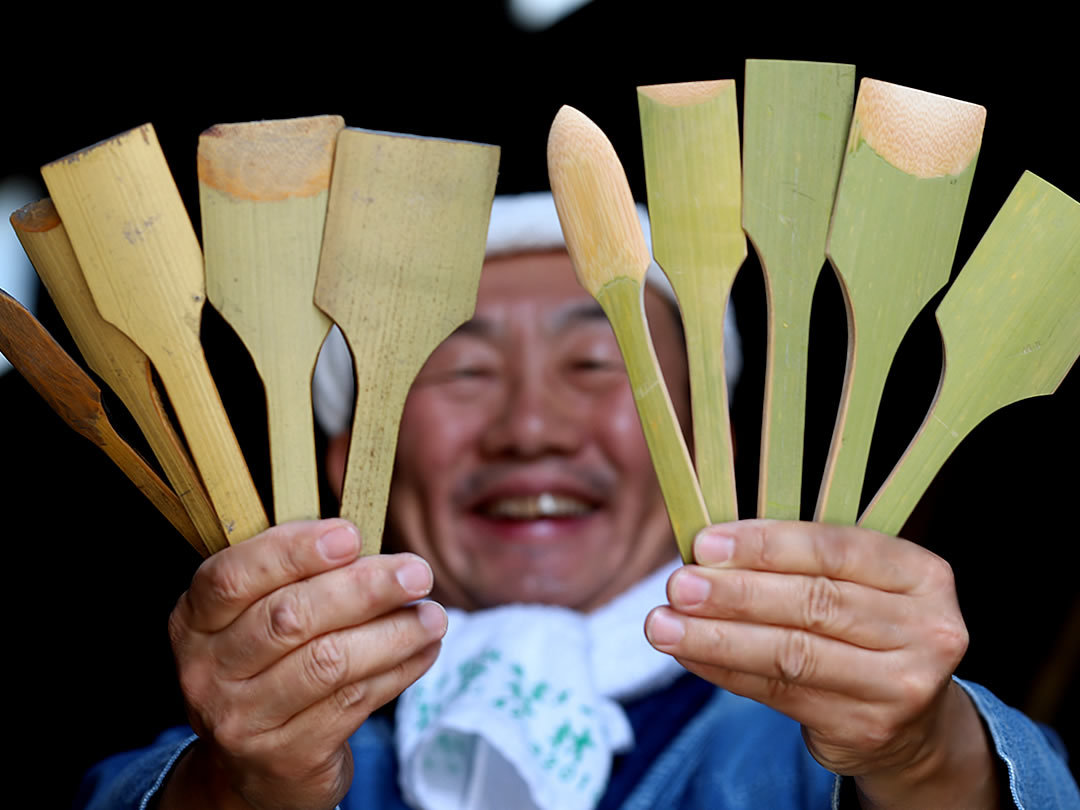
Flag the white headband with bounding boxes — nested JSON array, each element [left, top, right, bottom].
[[311, 191, 742, 436]]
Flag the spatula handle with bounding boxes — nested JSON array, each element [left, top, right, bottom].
[[596, 278, 709, 561], [11, 199, 228, 553], [0, 289, 205, 554]]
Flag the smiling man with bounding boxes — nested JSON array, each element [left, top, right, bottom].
[[78, 193, 1078, 810]]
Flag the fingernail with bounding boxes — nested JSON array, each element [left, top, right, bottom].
[[317, 525, 360, 561], [396, 557, 434, 597], [695, 531, 734, 565], [417, 601, 448, 637], [672, 571, 710, 607], [646, 609, 685, 646]]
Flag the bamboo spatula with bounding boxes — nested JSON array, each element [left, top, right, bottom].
[[814, 80, 985, 526], [637, 79, 744, 525], [10, 198, 227, 553], [314, 128, 499, 556], [742, 59, 855, 520], [199, 115, 343, 523], [548, 105, 710, 561], [859, 171, 1080, 535], [41, 124, 269, 543], [0, 288, 206, 555]]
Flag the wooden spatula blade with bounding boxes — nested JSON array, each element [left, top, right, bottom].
[[314, 127, 499, 556], [10, 198, 228, 553], [859, 172, 1080, 534], [742, 59, 855, 520], [549, 104, 710, 561], [638, 79, 743, 525], [814, 79, 985, 526], [199, 114, 343, 524], [41, 123, 269, 543], [0, 288, 206, 555]]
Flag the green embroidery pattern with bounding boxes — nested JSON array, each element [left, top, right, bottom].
[[413, 646, 604, 797]]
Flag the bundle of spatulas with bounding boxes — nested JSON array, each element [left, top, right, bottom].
[[4, 117, 499, 557], [3, 58, 1078, 565]]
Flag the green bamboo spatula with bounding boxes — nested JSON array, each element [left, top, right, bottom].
[[742, 59, 855, 520], [814, 79, 986, 526], [0, 288, 206, 555], [41, 124, 270, 543], [314, 127, 499, 556], [10, 198, 228, 553], [199, 115, 343, 524], [859, 171, 1080, 534], [637, 79, 743, 525], [548, 104, 710, 561]]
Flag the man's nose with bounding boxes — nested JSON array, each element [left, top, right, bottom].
[[479, 366, 583, 458]]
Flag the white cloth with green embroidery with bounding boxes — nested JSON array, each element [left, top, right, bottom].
[[395, 558, 685, 810]]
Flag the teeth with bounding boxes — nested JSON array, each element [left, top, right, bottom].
[[482, 493, 592, 519]]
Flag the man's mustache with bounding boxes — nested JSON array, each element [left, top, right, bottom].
[[450, 460, 617, 509]]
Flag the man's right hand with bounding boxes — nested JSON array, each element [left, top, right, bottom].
[[158, 519, 447, 810]]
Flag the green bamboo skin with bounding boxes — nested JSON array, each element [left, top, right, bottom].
[[860, 172, 1080, 534], [742, 59, 855, 520], [815, 117, 979, 526], [638, 79, 743, 525]]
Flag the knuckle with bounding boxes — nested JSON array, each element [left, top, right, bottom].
[[266, 588, 311, 645], [923, 553, 956, 590], [930, 613, 970, 663], [211, 709, 253, 754], [201, 557, 252, 607], [334, 680, 373, 714], [747, 521, 776, 568], [813, 533, 852, 579], [343, 560, 394, 607], [775, 630, 815, 683], [305, 635, 349, 690], [722, 571, 754, 615], [803, 576, 842, 632], [851, 718, 896, 754]]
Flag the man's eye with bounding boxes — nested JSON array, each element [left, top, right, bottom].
[[570, 357, 623, 373], [451, 366, 495, 379]]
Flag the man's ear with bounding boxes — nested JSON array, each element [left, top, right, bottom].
[[326, 432, 350, 501]]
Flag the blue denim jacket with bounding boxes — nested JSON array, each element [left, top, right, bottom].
[[76, 678, 1079, 809]]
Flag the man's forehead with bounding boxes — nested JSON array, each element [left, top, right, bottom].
[[458, 249, 609, 334]]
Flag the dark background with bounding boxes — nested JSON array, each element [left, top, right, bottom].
[[1, 2, 1077, 803]]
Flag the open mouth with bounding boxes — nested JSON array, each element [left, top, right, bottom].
[[475, 493, 595, 520]]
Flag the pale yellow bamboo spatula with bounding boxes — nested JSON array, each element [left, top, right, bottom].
[[199, 115, 343, 524], [0, 288, 206, 555], [10, 198, 228, 553], [859, 171, 1080, 535], [637, 79, 744, 525], [41, 124, 269, 544], [548, 105, 710, 562], [814, 80, 985, 526], [314, 128, 499, 556], [742, 59, 855, 520]]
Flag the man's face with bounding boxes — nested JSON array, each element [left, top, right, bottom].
[[385, 249, 691, 612]]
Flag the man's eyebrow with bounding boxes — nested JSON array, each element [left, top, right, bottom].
[[449, 318, 497, 339], [549, 300, 609, 332], [446, 300, 609, 339]]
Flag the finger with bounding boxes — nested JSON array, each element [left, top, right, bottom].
[[177, 520, 363, 633], [667, 565, 909, 651], [694, 520, 951, 594], [671, 657, 890, 747], [232, 601, 448, 731], [207, 639, 443, 803], [644, 606, 901, 702], [255, 640, 444, 765], [209, 553, 435, 677]]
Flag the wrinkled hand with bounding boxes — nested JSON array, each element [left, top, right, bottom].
[[645, 520, 998, 807], [161, 519, 447, 810]]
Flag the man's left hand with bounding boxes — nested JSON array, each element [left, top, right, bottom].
[[644, 520, 1000, 808]]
